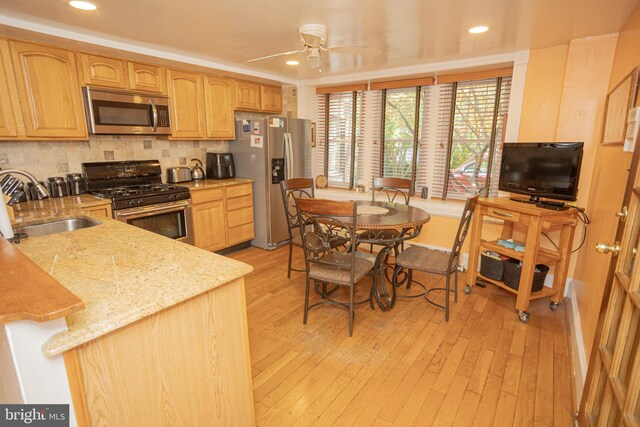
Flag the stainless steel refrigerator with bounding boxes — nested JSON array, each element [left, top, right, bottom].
[[230, 113, 312, 250]]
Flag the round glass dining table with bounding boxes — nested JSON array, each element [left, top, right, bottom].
[[354, 200, 431, 311]]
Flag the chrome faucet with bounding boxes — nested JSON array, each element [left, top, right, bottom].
[[0, 169, 48, 240]]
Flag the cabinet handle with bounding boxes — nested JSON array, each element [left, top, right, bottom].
[[492, 210, 513, 218]]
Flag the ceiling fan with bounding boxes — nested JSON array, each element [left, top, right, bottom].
[[246, 24, 382, 70]]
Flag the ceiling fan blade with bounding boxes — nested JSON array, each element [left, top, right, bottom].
[[246, 48, 306, 63], [327, 45, 382, 55]]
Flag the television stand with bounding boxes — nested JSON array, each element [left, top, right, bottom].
[[509, 196, 569, 210], [466, 197, 578, 322]]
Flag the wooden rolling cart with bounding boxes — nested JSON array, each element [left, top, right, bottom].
[[465, 197, 578, 322]]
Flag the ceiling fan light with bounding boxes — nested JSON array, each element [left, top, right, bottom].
[[468, 25, 489, 34], [286, 60, 299, 65], [68, 0, 97, 10]]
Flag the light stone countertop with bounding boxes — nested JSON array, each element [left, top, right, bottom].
[[180, 178, 253, 191], [11, 195, 112, 224], [12, 199, 253, 357]]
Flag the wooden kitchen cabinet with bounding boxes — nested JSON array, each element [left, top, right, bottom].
[[9, 40, 87, 139], [261, 84, 282, 113], [78, 53, 128, 89], [167, 69, 206, 139], [0, 40, 21, 138], [205, 75, 235, 140], [82, 204, 113, 218], [127, 61, 166, 94], [225, 183, 254, 246], [234, 80, 261, 111], [191, 183, 254, 251], [192, 200, 227, 251]]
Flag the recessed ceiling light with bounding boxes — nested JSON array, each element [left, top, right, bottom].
[[468, 25, 489, 34], [286, 60, 299, 66], [68, 1, 97, 11]]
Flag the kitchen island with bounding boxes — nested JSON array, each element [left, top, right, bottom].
[[1, 196, 255, 426]]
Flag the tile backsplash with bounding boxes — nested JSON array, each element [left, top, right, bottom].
[[0, 136, 229, 182]]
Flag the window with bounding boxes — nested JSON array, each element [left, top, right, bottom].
[[379, 76, 511, 199], [317, 91, 365, 188]]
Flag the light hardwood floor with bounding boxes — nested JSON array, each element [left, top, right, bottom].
[[229, 246, 575, 426]]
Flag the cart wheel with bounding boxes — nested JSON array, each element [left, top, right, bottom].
[[518, 311, 530, 323], [549, 302, 559, 312], [463, 285, 472, 295]]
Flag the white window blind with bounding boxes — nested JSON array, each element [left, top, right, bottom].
[[431, 83, 454, 198], [444, 77, 511, 199], [382, 88, 418, 182], [317, 91, 365, 189], [369, 90, 383, 181]]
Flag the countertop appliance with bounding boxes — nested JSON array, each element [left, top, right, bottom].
[[206, 153, 235, 180], [230, 114, 311, 250], [82, 160, 193, 245], [83, 87, 171, 135], [190, 158, 205, 180], [167, 166, 192, 183]]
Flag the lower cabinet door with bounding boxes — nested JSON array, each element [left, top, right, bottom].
[[192, 200, 226, 251]]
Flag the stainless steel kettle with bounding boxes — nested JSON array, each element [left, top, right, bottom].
[[190, 158, 205, 181]]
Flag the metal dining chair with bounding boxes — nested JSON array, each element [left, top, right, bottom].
[[296, 198, 376, 336], [280, 178, 315, 278], [357, 177, 412, 253], [392, 194, 479, 321]]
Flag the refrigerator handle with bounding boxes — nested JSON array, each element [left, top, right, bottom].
[[284, 132, 293, 180]]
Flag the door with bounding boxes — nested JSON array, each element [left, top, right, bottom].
[[167, 69, 206, 139], [9, 40, 87, 139], [79, 53, 128, 89], [204, 76, 235, 139], [288, 118, 312, 178], [260, 84, 282, 112], [579, 143, 640, 425], [192, 200, 226, 251], [0, 39, 20, 138], [127, 62, 166, 94], [234, 80, 261, 111]]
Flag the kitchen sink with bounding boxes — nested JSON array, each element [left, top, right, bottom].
[[14, 217, 101, 237]]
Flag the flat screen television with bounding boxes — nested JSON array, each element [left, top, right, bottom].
[[498, 142, 584, 203]]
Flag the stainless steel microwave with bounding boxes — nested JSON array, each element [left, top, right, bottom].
[[83, 87, 172, 135]]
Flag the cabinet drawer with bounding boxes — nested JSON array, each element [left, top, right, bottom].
[[227, 206, 253, 228], [482, 206, 521, 223], [191, 188, 223, 204], [83, 205, 113, 218], [228, 223, 254, 246], [225, 184, 252, 198], [226, 194, 252, 210]]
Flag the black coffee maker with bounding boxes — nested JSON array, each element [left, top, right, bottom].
[[206, 153, 236, 179]]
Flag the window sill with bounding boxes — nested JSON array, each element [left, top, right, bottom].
[[315, 188, 465, 218]]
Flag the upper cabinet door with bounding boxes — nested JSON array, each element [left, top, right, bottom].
[[205, 76, 235, 140], [9, 41, 87, 139], [128, 62, 166, 94], [167, 69, 206, 140], [79, 53, 128, 89], [0, 40, 21, 138], [234, 80, 261, 111], [261, 85, 282, 113]]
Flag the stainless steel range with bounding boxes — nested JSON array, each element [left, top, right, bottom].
[[82, 160, 193, 245]]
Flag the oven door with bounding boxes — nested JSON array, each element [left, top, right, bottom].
[[83, 87, 171, 135], [114, 200, 194, 245]]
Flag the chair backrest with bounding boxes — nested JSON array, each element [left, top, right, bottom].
[[447, 194, 479, 272], [296, 198, 358, 283], [280, 178, 315, 237], [371, 177, 412, 205]]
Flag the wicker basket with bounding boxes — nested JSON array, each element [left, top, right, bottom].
[[480, 252, 504, 281], [503, 259, 549, 292]]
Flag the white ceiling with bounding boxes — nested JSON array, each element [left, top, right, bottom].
[[0, 0, 637, 82]]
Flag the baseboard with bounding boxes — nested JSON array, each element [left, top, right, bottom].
[[567, 279, 587, 409]]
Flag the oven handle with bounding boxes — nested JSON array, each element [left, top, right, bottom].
[[114, 200, 190, 220], [149, 100, 158, 132]]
